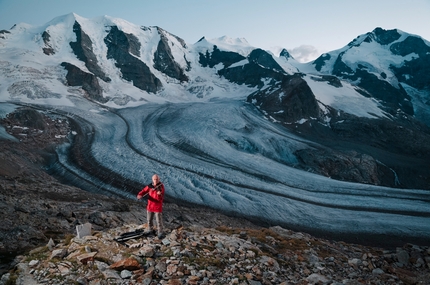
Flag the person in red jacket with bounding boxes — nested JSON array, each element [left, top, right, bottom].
[[137, 174, 165, 238]]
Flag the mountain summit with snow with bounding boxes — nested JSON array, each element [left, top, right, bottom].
[[1, 14, 430, 241], [1, 14, 429, 121]]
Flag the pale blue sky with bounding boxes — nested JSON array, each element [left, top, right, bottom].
[[0, 0, 429, 62]]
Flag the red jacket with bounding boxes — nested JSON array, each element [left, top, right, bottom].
[[138, 182, 165, 213]]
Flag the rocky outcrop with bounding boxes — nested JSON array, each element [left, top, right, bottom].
[[153, 27, 189, 82], [332, 53, 413, 115], [2, 107, 50, 131], [41, 31, 54, 55], [364, 27, 401, 46], [104, 26, 162, 93], [247, 48, 285, 73], [198, 43, 246, 68], [4, 223, 430, 284], [289, 114, 430, 189], [248, 73, 321, 123], [69, 21, 111, 82], [60, 62, 107, 103], [0, 30, 10, 39], [312, 52, 331, 71], [294, 149, 393, 186], [279, 48, 294, 60], [390, 36, 430, 90], [218, 50, 285, 88]]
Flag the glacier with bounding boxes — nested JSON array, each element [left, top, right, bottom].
[[4, 96, 426, 245]]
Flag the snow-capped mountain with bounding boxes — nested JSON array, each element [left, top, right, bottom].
[[1, 14, 430, 241], [311, 27, 430, 123], [0, 13, 255, 107], [2, 14, 429, 124]]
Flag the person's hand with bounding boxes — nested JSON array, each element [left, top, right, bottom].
[[156, 191, 161, 195], [137, 194, 142, 200]]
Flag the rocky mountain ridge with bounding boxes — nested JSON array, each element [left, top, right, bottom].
[[1, 14, 430, 189]]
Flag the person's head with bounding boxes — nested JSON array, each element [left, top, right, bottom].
[[152, 174, 160, 185]]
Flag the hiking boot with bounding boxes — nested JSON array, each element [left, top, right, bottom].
[[157, 232, 165, 239]]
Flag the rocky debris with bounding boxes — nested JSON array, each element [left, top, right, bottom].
[[2, 224, 430, 285]]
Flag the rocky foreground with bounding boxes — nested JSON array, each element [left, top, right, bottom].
[[3, 222, 430, 285], [0, 108, 430, 284]]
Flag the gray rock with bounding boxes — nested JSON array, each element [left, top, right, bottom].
[[372, 268, 384, 275], [306, 273, 329, 284], [120, 269, 132, 279], [396, 248, 410, 266], [50, 248, 67, 260]]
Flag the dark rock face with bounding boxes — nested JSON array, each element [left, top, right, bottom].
[[216, 48, 285, 88], [104, 26, 162, 93], [219, 60, 283, 88], [4, 108, 48, 130], [248, 48, 285, 73], [41, 31, 55, 55], [0, 29, 10, 39], [69, 21, 111, 82], [295, 149, 391, 186], [248, 74, 321, 123], [352, 69, 412, 115], [392, 54, 430, 91], [153, 27, 189, 82], [310, 75, 342, 88], [331, 53, 413, 115], [390, 37, 430, 90], [289, 114, 430, 189], [199, 45, 246, 68], [390, 36, 430, 56], [369, 27, 401, 46], [312, 53, 331, 71], [279, 48, 293, 59], [329, 116, 430, 158], [61, 62, 107, 103]]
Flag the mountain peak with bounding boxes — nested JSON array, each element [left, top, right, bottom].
[[279, 48, 294, 60], [196, 36, 255, 57], [45, 12, 80, 28], [369, 27, 402, 45], [217, 35, 249, 45]]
